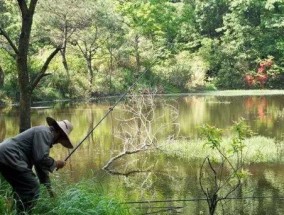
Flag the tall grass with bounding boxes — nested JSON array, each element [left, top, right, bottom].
[[0, 178, 133, 215], [160, 135, 284, 163], [0, 177, 14, 215], [33, 179, 132, 215]]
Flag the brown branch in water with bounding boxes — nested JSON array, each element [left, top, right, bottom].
[[104, 169, 151, 177], [102, 145, 149, 170]]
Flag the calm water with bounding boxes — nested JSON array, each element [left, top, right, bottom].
[[1, 93, 284, 214]]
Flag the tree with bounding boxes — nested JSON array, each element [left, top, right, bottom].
[[36, 0, 91, 79], [0, 1, 61, 131], [214, 0, 284, 89], [101, 8, 125, 94], [71, 0, 124, 93], [194, 0, 228, 38], [199, 119, 253, 215]]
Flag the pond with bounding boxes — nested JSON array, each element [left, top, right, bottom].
[[1, 91, 284, 214]]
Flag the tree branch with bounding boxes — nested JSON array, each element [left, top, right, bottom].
[[102, 145, 148, 170], [28, 0, 38, 14], [104, 169, 151, 177], [200, 156, 208, 197], [31, 46, 61, 91], [0, 27, 19, 55], [17, 0, 28, 16]]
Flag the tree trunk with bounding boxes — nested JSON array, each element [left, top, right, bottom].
[[17, 49, 32, 132], [61, 21, 70, 78], [87, 56, 93, 88], [108, 48, 113, 95], [208, 194, 218, 215], [0, 65, 4, 88], [18, 86, 32, 133], [134, 34, 141, 73], [17, 2, 34, 132], [60, 49, 70, 78], [1, 1, 59, 132]]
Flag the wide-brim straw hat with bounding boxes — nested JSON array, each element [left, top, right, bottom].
[[46, 117, 74, 149]]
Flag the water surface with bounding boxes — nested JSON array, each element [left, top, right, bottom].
[[1, 93, 284, 214]]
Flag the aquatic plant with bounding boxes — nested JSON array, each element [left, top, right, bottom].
[[160, 135, 284, 164]]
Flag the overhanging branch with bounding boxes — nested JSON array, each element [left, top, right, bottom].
[[0, 27, 19, 55], [31, 46, 61, 91]]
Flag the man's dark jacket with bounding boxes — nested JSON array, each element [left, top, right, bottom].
[[0, 125, 57, 184]]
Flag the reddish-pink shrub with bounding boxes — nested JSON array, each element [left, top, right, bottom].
[[244, 58, 273, 88]]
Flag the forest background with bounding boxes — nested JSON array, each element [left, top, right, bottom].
[[0, 0, 283, 103]]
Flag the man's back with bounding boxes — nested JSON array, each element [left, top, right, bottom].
[[0, 125, 53, 170]]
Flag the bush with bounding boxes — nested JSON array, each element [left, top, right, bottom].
[[216, 60, 247, 89]]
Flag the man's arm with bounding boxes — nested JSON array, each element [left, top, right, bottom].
[[32, 127, 65, 197], [34, 165, 55, 197], [32, 128, 57, 172]]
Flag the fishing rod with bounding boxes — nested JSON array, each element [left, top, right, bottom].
[[62, 70, 147, 163]]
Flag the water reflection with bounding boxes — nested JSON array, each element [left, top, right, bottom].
[[1, 95, 284, 214], [177, 95, 284, 140]]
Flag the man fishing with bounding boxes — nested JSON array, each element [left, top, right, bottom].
[[0, 117, 74, 214]]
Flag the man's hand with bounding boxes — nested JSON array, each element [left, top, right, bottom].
[[56, 160, 66, 169]]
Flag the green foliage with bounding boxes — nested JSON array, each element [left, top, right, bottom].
[[232, 118, 254, 140], [200, 118, 253, 158], [194, 0, 229, 37], [0, 1, 21, 41], [118, 0, 180, 40], [1, 0, 284, 101], [0, 51, 18, 99], [199, 124, 223, 149], [199, 119, 255, 214], [0, 90, 12, 107], [215, 59, 248, 89]]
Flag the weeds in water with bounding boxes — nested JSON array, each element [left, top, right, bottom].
[[160, 136, 284, 163]]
